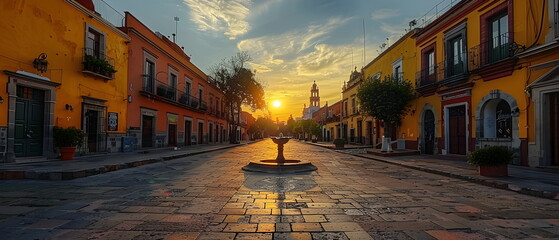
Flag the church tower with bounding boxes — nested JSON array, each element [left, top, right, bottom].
[[310, 81, 320, 107]]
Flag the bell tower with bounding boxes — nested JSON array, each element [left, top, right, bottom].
[[310, 81, 320, 107]]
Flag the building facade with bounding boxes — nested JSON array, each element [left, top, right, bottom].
[[122, 12, 227, 150], [312, 101, 341, 142], [363, 29, 420, 150], [0, 0, 129, 162], [360, 0, 558, 167], [341, 69, 376, 145]]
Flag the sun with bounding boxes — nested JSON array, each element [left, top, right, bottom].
[[272, 100, 281, 108]]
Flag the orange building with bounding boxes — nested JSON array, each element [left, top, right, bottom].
[[0, 0, 129, 161], [240, 111, 256, 140], [121, 12, 227, 149], [313, 101, 341, 142]]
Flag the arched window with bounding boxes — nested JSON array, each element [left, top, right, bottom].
[[496, 100, 512, 138]]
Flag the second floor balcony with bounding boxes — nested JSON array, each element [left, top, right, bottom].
[[469, 32, 522, 81], [82, 48, 116, 80], [416, 61, 444, 96], [141, 77, 208, 112]]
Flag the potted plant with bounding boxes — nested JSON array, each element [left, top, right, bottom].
[[53, 126, 84, 160], [333, 138, 346, 149], [467, 146, 513, 177]]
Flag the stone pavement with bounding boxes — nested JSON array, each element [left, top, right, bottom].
[[0, 141, 257, 180], [0, 140, 558, 239], [307, 141, 559, 201]]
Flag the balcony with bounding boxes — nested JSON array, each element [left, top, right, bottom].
[[82, 48, 116, 80], [440, 52, 468, 87], [469, 33, 521, 81], [141, 78, 206, 112], [415, 61, 444, 96]]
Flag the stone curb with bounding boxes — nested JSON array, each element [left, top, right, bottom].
[[306, 142, 559, 201], [0, 141, 259, 181]]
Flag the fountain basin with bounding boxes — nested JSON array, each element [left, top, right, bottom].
[[242, 137, 317, 173], [242, 159, 317, 173]]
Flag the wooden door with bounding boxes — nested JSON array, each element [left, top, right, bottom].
[[168, 124, 177, 147], [85, 110, 99, 152], [550, 92, 559, 165], [423, 110, 435, 154], [14, 87, 44, 157], [142, 115, 153, 148], [184, 120, 192, 146], [448, 106, 466, 155]]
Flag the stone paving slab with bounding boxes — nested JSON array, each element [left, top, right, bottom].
[[307, 141, 559, 201], [1, 140, 559, 239], [0, 142, 256, 180]]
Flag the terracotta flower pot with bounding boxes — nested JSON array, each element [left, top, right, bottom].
[[59, 147, 77, 160], [478, 164, 508, 177]]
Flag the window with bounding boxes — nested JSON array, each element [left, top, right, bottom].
[[85, 24, 105, 58], [427, 51, 435, 75], [444, 23, 467, 77], [553, 0, 559, 38], [392, 58, 403, 82], [143, 51, 157, 93], [480, 2, 513, 67], [420, 43, 436, 85], [449, 36, 465, 75], [351, 97, 356, 114], [169, 73, 177, 100], [185, 77, 192, 95], [144, 59, 155, 93], [198, 85, 204, 109], [489, 13, 509, 63], [373, 72, 381, 80]]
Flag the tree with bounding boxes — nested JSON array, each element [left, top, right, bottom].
[[210, 52, 266, 143], [248, 117, 277, 139], [357, 75, 415, 150]]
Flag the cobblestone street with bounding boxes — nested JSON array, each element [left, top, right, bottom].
[[1, 140, 558, 240]]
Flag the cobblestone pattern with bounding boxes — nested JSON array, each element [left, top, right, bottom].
[[0, 140, 558, 239]]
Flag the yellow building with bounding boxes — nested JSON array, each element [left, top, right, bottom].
[[369, 0, 555, 167], [341, 68, 375, 145], [362, 29, 420, 150], [0, 0, 129, 162]]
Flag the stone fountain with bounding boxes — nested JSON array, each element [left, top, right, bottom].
[[242, 137, 317, 173]]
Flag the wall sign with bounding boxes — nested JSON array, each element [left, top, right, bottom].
[[108, 112, 118, 131]]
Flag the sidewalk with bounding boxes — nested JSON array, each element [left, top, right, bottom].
[[0, 141, 257, 180], [306, 141, 559, 201]]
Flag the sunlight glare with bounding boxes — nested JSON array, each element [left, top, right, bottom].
[[273, 100, 281, 108]]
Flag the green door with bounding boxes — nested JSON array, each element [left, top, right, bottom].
[[14, 86, 45, 157]]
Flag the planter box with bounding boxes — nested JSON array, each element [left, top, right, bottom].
[[478, 164, 508, 177]]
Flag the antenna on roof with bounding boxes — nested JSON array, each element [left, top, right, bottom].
[[174, 16, 180, 43]]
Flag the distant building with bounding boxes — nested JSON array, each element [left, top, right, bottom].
[[302, 81, 321, 119]]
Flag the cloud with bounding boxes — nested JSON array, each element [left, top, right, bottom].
[[295, 44, 353, 77], [236, 17, 376, 120], [237, 17, 351, 65], [371, 9, 400, 20], [183, 0, 251, 39]]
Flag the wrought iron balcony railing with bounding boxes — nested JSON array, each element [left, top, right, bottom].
[[469, 32, 520, 70], [415, 61, 444, 89], [142, 77, 207, 111]]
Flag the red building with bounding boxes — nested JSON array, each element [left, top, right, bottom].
[[121, 12, 227, 150]]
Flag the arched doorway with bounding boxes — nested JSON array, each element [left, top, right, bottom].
[[423, 110, 435, 154]]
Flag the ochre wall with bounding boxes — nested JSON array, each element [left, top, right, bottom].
[[0, 0, 129, 132]]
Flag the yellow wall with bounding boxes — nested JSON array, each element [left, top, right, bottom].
[[362, 31, 419, 142], [0, 0, 129, 132]]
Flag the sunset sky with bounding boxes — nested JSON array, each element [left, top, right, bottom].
[[104, 0, 449, 121]]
